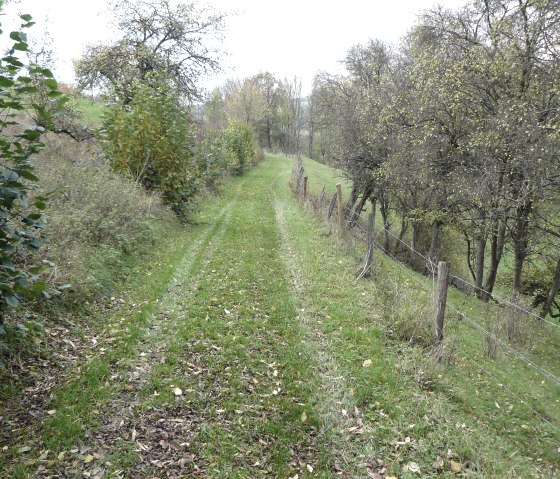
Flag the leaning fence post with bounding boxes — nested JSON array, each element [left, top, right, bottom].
[[365, 210, 376, 277], [303, 176, 308, 199], [435, 261, 451, 343], [336, 184, 344, 234]]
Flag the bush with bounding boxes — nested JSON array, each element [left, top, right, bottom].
[[35, 134, 172, 296], [208, 119, 257, 176], [102, 73, 201, 220], [0, 5, 66, 326]]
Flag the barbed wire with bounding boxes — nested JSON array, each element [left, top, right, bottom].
[[448, 274, 560, 329], [447, 303, 560, 387]]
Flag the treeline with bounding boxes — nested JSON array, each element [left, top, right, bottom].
[[201, 74, 305, 156], [307, 0, 560, 319]]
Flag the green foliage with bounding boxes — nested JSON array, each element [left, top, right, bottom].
[[75, 0, 225, 102], [102, 74, 201, 219], [208, 119, 257, 176], [0, 3, 65, 324]]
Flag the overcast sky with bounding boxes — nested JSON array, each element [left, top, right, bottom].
[[9, 0, 468, 95]]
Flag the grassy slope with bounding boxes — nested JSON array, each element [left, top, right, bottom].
[[1, 155, 558, 478], [70, 96, 105, 127]]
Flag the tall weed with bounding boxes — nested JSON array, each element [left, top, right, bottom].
[[35, 134, 173, 296]]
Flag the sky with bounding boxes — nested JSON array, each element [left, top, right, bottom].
[[7, 0, 468, 95]]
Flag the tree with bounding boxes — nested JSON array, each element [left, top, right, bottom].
[[102, 73, 201, 219], [75, 0, 226, 102]]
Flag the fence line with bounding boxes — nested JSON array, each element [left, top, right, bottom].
[[338, 195, 560, 330], [449, 305, 560, 387], [449, 274, 560, 329], [294, 158, 560, 438], [374, 233, 560, 388]]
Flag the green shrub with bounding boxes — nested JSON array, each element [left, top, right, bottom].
[[101, 73, 201, 220], [0, 4, 65, 326], [209, 119, 257, 176]]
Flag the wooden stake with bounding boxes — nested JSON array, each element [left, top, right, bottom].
[[357, 209, 376, 281], [303, 176, 308, 199], [365, 210, 376, 277], [327, 192, 337, 220], [336, 184, 344, 234], [435, 261, 450, 343]]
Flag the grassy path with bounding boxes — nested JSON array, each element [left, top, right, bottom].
[[2, 155, 558, 478]]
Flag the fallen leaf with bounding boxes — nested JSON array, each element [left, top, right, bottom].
[[307, 464, 313, 473], [407, 461, 420, 473], [450, 460, 462, 473], [363, 359, 373, 368], [172, 387, 183, 396], [18, 446, 31, 454], [46, 409, 57, 415], [84, 454, 94, 463], [301, 411, 307, 422]]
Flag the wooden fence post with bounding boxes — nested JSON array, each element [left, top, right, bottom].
[[296, 166, 304, 194], [365, 210, 376, 277], [303, 176, 308, 199], [357, 209, 376, 281], [336, 184, 344, 234], [435, 261, 450, 343], [327, 193, 337, 220]]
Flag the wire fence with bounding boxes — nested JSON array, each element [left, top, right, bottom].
[[290, 158, 560, 432]]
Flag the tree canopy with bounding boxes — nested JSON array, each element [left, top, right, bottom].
[[75, 0, 226, 102]]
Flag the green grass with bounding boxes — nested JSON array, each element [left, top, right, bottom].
[[70, 95, 105, 127], [1, 155, 558, 478]]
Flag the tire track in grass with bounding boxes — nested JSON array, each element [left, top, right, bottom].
[[273, 196, 377, 478], [114, 163, 336, 478], [25, 179, 248, 478]]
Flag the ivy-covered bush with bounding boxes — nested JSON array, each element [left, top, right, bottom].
[[102, 73, 201, 220]]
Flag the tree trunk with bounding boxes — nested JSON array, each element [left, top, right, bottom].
[[512, 202, 531, 294], [349, 186, 372, 227], [541, 259, 560, 320], [411, 221, 419, 264], [483, 219, 507, 302], [426, 222, 441, 274], [475, 237, 486, 299], [394, 217, 408, 256], [266, 119, 272, 150], [308, 123, 313, 159], [379, 196, 390, 252]]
